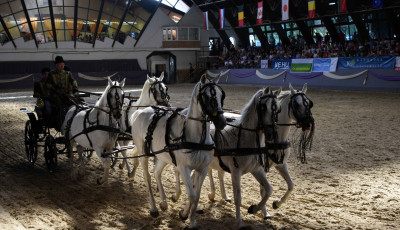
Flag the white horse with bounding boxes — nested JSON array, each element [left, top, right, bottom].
[[116, 73, 169, 176], [62, 77, 125, 187], [129, 74, 226, 229], [208, 83, 315, 224]]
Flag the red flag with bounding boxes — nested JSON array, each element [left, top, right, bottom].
[[308, 0, 315, 19], [238, 5, 244, 27], [256, 1, 263, 24], [340, 0, 347, 13]]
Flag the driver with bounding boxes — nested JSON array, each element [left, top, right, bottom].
[[46, 56, 79, 129]]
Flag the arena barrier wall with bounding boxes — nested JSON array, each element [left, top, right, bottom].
[[207, 69, 400, 92]]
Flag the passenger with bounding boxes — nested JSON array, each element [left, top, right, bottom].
[[33, 67, 51, 119], [46, 56, 79, 129]]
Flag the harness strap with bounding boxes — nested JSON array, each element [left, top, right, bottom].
[[83, 109, 95, 147], [144, 106, 168, 156], [165, 108, 184, 166], [124, 100, 136, 132], [150, 142, 214, 155], [214, 141, 291, 156], [69, 125, 121, 143]]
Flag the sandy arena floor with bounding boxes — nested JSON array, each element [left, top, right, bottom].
[[0, 83, 399, 230]]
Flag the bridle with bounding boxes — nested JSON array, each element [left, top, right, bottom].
[[107, 84, 124, 118], [256, 92, 280, 135], [288, 92, 314, 128], [149, 80, 170, 106], [197, 82, 225, 119]]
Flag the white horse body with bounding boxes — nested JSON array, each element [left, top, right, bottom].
[[209, 83, 315, 222], [206, 87, 281, 229], [62, 78, 125, 186], [130, 75, 226, 229], [117, 74, 169, 176]]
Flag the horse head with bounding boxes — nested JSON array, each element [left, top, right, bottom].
[[257, 86, 282, 141], [288, 83, 314, 132], [148, 72, 170, 106], [198, 74, 226, 130], [107, 77, 125, 119]]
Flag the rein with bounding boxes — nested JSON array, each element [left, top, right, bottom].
[[77, 90, 138, 100]]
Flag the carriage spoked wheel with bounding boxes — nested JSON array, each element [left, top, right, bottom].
[[24, 120, 38, 165], [44, 135, 58, 173]]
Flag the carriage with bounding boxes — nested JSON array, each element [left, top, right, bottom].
[[20, 93, 92, 172]]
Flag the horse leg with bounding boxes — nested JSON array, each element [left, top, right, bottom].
[[188, 167, 209, 229], [69, 141, 78, 180], [273, 162, 294, 209], [140, 156, 159, 217], [248, 168, 273, 219], [76, 145, 86, 180], [172, 166, 181, 202], [128, 146, 140, 179], [218, 170, 231, 202], [207, 169, 216, 201], [231, 170, 248, 229], [178, 166, 195, 223], [153, 158, 168, 211], [95, 147, 112, 187], [118, 140, 128, 169]]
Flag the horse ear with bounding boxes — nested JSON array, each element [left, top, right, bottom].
[[159, 72, 164, 81], [200, 74, 207, 84], [147, 74, 151, 81], [263, 86, 271, 95], [108, 77, 113, 86], [120, 78, 125, 88], [213, 73, 221, 84], [289, 83, 296, 95], [274, 87, 282, 96], [302, 83, 308, 94]]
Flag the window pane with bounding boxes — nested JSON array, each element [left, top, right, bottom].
[[178, 27, 188, 40], [28, 9, 40, 19], [10, 0, 23, 13], [78, 7, 89, 20], [78, 0, 90, 8], [39, 7, 51, 20], [25, 0, 38, 9], [189, 28, 198, 40]]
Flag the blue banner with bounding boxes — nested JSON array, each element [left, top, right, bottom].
[[272, 59, 291, 69], [312, 58, 338, 72], [338, 56, 396, 69]]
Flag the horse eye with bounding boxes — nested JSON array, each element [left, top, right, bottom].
[[309, 101, 313, 108]]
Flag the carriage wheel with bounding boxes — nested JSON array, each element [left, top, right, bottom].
[[24, 120, 38, 165], [83, 149, 93, 158], [44, 135, 58, 173]]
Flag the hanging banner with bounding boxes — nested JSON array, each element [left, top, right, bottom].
[[260, 60, 268, 69], [272, 59, 291, 69], [338, 56, 396, 69], [395, 57, 400, 71], [290, 59, 313, 72], [312, 58, 338, 72]]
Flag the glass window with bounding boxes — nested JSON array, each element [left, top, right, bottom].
[[189, 27, 198, 40], [10, 0, 23, 13], [178, 27, 188, 40], [25, 0, 38, 9]]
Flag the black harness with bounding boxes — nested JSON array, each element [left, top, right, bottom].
[[215, 92, 285, 173], [65, 84, 124, 149], [143, 83, 224, 166]]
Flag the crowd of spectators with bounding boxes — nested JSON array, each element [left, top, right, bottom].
[[215, 34, 400, 69]]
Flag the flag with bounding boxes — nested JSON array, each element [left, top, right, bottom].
[[219, 8, 225, 29], [203, 11, 209, 30], [373, 0, 383, 8], [238, 5, 244, 27], [339, 0, 347, 13], [282, 0, 289, 20], [308, 0, 316, 19], [256, 1, 263, 24]]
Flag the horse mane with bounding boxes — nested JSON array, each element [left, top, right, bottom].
[[134, 79, 151, 106], [96, 83, 111, 107], [238, 89, 263, 127], [185, 81, 201, 119]]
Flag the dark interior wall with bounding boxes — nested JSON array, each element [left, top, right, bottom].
[[0, 59, 147, 89]]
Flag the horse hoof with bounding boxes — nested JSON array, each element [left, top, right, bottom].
[[150, 210, 159, 218], [179, 210, 188, 221], [272, 201, 279, 209], [196, 209, 204, 214], [225, 199, 232, 203], [97, 178, 103, 185], [248, 205, 257, 214], [160, 202, 168, 211], [184, 227, 199, 230], [238, 226, 252, 230], [208, 193, 215, 202], [119, 164, 124, 169], [264, 215, 273, 220]]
